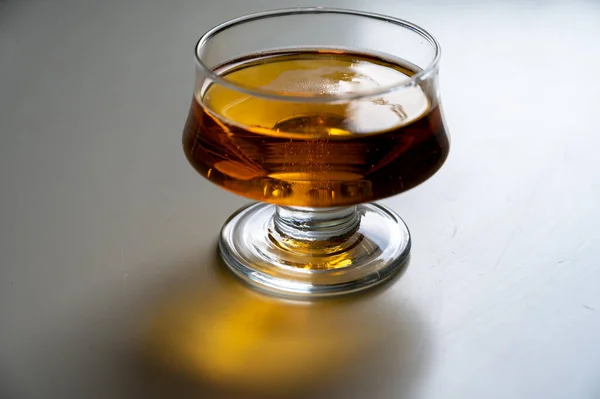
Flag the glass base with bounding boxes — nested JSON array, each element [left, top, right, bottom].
[[219, 202, 411, 298]]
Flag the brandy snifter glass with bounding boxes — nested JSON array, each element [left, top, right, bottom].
[[182, 8, 449, 297]]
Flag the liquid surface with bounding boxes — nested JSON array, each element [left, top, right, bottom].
[[183, 50, 449, 207]]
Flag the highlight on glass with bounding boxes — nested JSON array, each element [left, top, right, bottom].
[[182, 8, 449, 297]]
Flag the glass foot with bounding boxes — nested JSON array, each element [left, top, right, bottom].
[[219, 202, 411, 298]]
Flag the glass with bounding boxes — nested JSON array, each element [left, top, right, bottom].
[[182, 7, 449, 297]]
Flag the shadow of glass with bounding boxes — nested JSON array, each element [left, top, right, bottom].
[[129, 249, 430, 399]]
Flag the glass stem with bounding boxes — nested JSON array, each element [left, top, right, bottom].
[[273, 206, 361, 243]]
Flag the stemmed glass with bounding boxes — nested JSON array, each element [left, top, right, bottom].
[[182, 8, 449, 297]]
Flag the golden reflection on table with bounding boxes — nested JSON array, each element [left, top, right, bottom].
[[136, 257, 428, 399]]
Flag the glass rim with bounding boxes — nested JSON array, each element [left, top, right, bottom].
[[194, 7, 441, 103]]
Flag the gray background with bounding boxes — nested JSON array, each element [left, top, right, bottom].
[[1, 1, 600, 398]]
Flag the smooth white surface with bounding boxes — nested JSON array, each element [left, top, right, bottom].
[[1, 1, 600, 398]]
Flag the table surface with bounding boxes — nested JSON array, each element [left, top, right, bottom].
[[1, 1, 600, 398]]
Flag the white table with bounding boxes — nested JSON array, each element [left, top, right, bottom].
[[1, 1, 599, 398]]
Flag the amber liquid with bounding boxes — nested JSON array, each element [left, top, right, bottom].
[[183, 50, 449, 207]]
